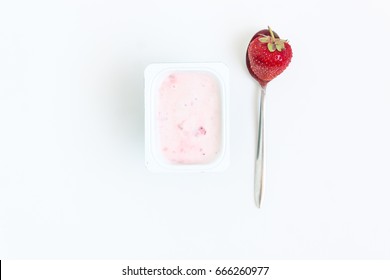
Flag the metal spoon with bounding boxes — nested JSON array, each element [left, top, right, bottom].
[[245, 30, 272, 208], [246, 27, 292, 208]]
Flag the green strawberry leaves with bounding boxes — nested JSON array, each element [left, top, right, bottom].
[[268, 42, 276, 52], [258, 26, 287, 53], [259, 37, 269, 43]]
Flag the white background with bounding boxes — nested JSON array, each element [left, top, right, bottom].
[[0, 0, 389, 259]]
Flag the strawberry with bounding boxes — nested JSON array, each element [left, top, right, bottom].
[[246, 26, 292, 87]]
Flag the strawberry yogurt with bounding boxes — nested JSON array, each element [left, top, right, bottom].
[[145, 63, 229, 172], [157, 71, 221, 164]]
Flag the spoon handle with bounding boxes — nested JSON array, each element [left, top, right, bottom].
[[254, 86, 266, 208]]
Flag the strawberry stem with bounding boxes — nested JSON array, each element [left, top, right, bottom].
[[268, 26, 275, 41]]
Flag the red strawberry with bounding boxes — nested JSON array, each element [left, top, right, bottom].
[[246, 26, 292, 87]]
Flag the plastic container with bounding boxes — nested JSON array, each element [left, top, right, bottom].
[[145, 63, 229, 172]]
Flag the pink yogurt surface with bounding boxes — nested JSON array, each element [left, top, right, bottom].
[[157, 71, 222, 164]]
